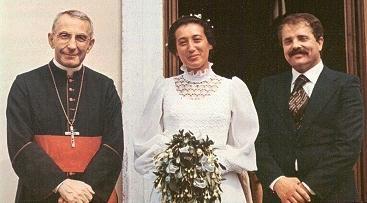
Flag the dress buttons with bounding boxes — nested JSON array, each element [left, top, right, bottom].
[[69, 98, 75, 102], [69, 88, 74, 92], [68, 78, 74, 83]]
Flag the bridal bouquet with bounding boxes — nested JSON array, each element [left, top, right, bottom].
[[153, 130, 223, 203]]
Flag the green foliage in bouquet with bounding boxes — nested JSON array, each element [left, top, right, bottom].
[[153, 130, 223, 203]]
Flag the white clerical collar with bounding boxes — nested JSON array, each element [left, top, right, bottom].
[[53, 58, 82, 76], [291, 60, 324, 85]]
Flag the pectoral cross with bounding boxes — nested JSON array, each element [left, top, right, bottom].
[[65, 125, 79, 148]]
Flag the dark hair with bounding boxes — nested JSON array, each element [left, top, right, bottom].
[[167, 16, 215, 54], [277, 13, 324, 42]]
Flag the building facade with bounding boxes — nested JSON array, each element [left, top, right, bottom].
[[0, 0, 366, 202]]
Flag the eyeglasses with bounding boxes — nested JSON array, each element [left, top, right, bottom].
[[54, 31, 91, 44]]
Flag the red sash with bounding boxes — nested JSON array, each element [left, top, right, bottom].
[[34, 135, 118, 203], [34, 135, 101, 173]]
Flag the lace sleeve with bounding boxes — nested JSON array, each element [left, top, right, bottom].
[[217, 77, 259, 173], [134, 77, 171, 175]]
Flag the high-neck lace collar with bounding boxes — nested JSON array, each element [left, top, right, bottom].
[[180, 62, 214, 82]]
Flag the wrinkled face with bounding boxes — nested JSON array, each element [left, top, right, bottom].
[[281, 22, 323, 73], [48, 14, 94, 68], [175, 23, 213, 72]]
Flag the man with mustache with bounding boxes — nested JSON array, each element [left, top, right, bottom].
[[7, 10, 123, 203], [255, 13, 363, 203]]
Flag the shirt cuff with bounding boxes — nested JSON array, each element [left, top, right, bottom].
[[302, 182, 316, 195], [269, 176, 285, 190], [53, 179, 66, 193]]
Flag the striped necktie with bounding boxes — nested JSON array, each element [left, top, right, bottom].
[[289, 75, 310, 129]]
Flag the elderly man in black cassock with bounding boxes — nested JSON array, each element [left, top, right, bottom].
[[7, 10, 123, 203]]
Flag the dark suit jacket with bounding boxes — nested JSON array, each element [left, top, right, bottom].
[[255, 66, 364, 203]]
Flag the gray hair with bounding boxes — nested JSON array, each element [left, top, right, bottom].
[[52, 10, 94, 37]]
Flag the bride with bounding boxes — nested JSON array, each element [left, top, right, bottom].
[[134, 15, 259, 203]]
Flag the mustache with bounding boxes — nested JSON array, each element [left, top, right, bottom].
[[289, 47, 308, 57]]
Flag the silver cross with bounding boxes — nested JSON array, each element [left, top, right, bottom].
[[65, 125, 79, 148]]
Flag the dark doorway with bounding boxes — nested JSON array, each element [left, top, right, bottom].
[[178, 0, 345, 97]]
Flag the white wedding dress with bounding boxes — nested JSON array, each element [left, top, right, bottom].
[[134, 63, 259, 203]]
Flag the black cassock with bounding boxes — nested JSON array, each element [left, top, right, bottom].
[[7, 61, 123, 202]]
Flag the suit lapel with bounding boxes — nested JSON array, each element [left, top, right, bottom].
[[299, 67, 338, 133], [274, 72, 295, 130]]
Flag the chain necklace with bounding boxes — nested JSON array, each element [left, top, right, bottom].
[[48, 63, 85, 147]]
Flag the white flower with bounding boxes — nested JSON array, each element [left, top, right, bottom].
[[156, 182, 162, 189], [155, 152, 168, 161], [194, 14, 202, 19], [200, 155, 215, 172], [179, 146, 190, 153], [193, 178, 207, 188], [166, 161, 179, 173], [196, 148, 203, 156], [176, 169, 183, 179]]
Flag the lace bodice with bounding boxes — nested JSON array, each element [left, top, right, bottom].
[[164, 69, 231, 146], [173, 74, 222, 100]]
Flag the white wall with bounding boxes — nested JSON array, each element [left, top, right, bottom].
[[0, 1, 121, 201], [121, 0, 164, 202]]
